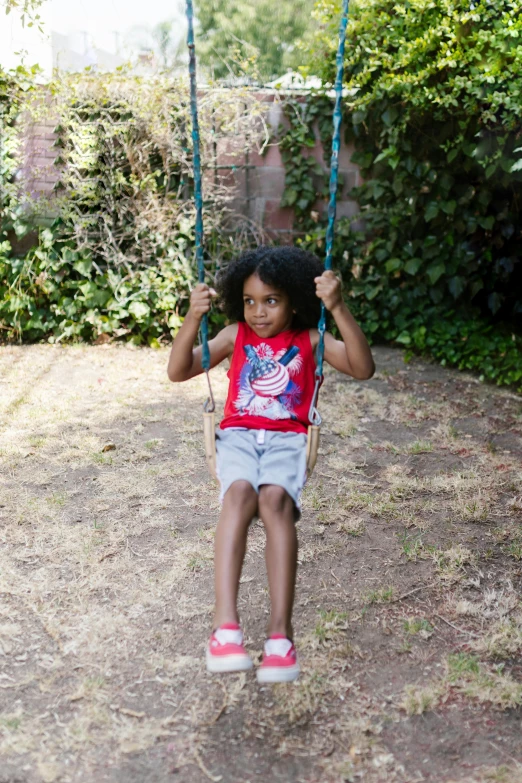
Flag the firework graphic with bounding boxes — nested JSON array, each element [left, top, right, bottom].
[[235, 343, 302, 420]]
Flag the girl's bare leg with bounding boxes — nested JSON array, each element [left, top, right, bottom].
[[213, 480, 258, 629], [258, 485, 298, 639]]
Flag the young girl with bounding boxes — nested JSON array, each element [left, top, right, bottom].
[[167, 246, 374, 683]]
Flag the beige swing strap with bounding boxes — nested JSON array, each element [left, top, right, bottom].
[[306, 376, 323, 478], [203, 370, 218, 481]]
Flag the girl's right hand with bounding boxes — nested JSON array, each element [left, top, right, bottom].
[[190, 283, 217, 320]]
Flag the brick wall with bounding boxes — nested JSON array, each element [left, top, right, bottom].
[[213, 92, 361, 237], [22, 112, 59, 204], [21, 90, 360, 238]]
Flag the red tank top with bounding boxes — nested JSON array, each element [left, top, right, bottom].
[[221, 322, 316, 435]]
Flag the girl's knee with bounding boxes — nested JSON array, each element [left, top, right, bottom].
[[259, 484, 294, 518], [225, 480, 257, 506]]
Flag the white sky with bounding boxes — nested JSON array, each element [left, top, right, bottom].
[[0, 0, 186, 73]]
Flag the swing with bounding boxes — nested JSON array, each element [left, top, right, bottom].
[[185, 0, 350, 481]]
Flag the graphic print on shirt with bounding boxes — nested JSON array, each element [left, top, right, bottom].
[[235, 343, 303, 421]]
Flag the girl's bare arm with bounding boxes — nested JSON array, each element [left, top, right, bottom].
[[313, 271, 375, 380], [167, 284, 237, 382]]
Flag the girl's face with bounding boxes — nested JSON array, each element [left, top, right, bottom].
[[242, 273, 294, 338]]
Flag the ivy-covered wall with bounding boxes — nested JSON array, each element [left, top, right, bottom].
[[21, 89, 361, 238], [278, 0, 522, 390], [0, 69, 269, 344]]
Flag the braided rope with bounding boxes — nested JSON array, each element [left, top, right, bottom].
[[186, 0, 211, 374], [185, 0, 349, 419], [315, 0, 350, 383]]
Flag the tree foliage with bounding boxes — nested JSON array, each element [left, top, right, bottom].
[[152, 20, 182, 70], [194, 0, 316, 82], [2, 0, 45, 30]]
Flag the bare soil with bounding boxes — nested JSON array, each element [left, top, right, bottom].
[[1, 344, 522, 783]]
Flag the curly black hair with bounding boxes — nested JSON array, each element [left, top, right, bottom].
[[216, 245, 329, 330]]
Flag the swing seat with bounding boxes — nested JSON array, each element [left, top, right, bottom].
[[202, 412, 320, 481], [203, 411, 218, 481], [306, 424, 320, 477]]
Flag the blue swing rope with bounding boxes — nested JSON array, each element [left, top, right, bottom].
[[185, 0, 349, 421], [186, 0, 215, 412], [309, 0, 350, 427]]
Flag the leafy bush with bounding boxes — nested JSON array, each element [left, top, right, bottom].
[[291, 0, 522, 388], [0, 228, 193, 344], [297, 218, 522, 389], [0, 70, 265, 344]]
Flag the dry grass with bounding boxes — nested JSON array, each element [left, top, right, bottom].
[[1, 345, 522, 783], [433, 543, 476, 582], [401, 652, 522, 715]]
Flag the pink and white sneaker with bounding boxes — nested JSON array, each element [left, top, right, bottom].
[[256, 635, 300, 683], [206, 623, 253, 673]]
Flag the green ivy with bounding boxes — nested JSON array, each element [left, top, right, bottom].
[[296, 217, 522, 389], [0, 228, 193, 345], [285, 0, 522, 390], [277, 96, 335, 228]]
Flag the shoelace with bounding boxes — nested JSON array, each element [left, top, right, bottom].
[[213, 628, 243, 646], [264, 638, 293, 658]]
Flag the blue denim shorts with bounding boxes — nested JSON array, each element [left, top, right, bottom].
[[215, 428, 308, 519]]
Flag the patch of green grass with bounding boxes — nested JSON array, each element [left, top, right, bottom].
[[407, 440, 433, 455], [403, 652, 522, 716], [372, 497, 399, 519], [316, 510, 331, 524], [375, 441, 399, 455], [397, 530, 424, 561], [197, 527, 215, 542], [144, 439, 162, 450], [433, 544, 475, 579], [461, 498, 489, 522], [491, 528, 511, 542], [365, 586, 394, 605], [28, 435, 46, 448], [472, 619, 522, 660], [84, 676, 106, 691], [507, 541, 522, 561], [482, 765, 522, 782], [335, 424, 358, 438], [45, 492, 66, 507], [314, 609, 348, 644], [403, 617, 434, 638], [457, 665, 522, 709], [92, 452, 113, 465], [304, 484, 326, 511], [186, 555, 206, 573], [344, 490, 373, 512], [0, 715, 22, 730], [447, 652, 480, 681]]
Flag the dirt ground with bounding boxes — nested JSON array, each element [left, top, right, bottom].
[[1, 344, 522, 783]]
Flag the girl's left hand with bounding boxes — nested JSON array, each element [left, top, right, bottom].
[[314, 270, 343, 312]]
